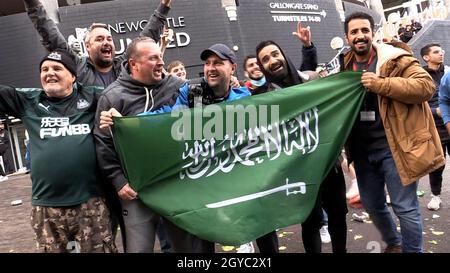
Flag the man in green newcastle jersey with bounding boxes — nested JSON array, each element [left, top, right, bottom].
[[0, 49, 116, 253]]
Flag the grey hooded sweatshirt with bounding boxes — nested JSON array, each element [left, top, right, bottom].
[[94, 61, 185, 191]]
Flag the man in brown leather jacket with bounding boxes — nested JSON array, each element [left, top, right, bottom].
[[342, 12, 443, 253]]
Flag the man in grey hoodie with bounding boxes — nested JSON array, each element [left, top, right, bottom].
[[94, 36, 192, 252], [23, 0, 172, 87]]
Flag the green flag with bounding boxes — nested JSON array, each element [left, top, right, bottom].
[[112, 71, 364, 245]]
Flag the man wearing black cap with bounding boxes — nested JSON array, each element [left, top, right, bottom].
[[23, 0, 172, 87], [0, 49, 116, 253]]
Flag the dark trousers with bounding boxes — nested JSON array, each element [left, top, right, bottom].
[[429, 143, 448, 196], [302, 166, 348, 253], [156, 217, 173, 253], [255, 231, 279, 253], [0, 148, 14, 175], [321, 166, 348, 253], [163, 218, 215, 253]]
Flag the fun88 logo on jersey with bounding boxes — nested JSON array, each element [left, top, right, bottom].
[[40, 117, 90, 139]]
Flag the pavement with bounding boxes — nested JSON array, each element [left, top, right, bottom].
[[0, 164, 449, 253]]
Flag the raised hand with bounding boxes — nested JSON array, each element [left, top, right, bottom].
[[161, 0, 172, 7], [292, 21, 312, 47]]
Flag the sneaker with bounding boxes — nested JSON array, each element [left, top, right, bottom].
[[319, 225, 331, 244], [236, 242, 255, 253], [346, 180, 359, 199], [0, 176, 8, 182], [383, 245, 402, 253], [427, 195, 441, 211], [351, 212, 370, 222]]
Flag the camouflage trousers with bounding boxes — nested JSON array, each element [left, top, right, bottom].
[[31, 197, 118, 253]]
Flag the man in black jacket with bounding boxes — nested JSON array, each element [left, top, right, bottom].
[[255, 22, 347, 253]]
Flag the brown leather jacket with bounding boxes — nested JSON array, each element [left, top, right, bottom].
[[343, 42, 444, 185]]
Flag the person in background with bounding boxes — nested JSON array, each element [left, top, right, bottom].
[[420, 43, 449, 211], [0, 121, 14, 181], [167, 60, 187, 80]]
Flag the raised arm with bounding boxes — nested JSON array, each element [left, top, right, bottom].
[[292, 22, 317, 71], [23, 0, 74, 55], [140, 0, 172, 41]]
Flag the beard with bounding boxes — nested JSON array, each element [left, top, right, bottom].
[[352, 38, 372, 56], [91, 48, 114, 68], [93, 56, 113, 68], [268, 64, 288, 81]]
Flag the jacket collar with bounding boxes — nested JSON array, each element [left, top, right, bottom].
[[344, 42, 412, 75]]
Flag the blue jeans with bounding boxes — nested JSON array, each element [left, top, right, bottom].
[[352, 147, 423, 253]]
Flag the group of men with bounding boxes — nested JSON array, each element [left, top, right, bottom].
[[0, 0, 447, 253]]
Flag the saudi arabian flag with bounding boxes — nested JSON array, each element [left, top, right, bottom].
[[112, 71, 365, 245]]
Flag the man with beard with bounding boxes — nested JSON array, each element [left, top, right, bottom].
[[0, 50, 116, 252], [255, 22, 348, 253], [420, 43, 449, 211], [98, 43, 252, 252], [23, 0, 172, 87], [341, 12, 441, 253], [242, 55, 269, 95]]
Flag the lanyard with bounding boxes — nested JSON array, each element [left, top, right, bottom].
[[353, 48, 376, 72]]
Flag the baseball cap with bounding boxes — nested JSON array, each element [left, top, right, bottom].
[[200, 43, 237, 64]]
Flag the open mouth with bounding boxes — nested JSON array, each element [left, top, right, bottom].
[[46, 78, 58, 84], [208, 73, 219, 80], [154, 69, 163, 77], [270, 63, 283, 73], [354, 40, 368, 47], [100, 47, 112, 57]]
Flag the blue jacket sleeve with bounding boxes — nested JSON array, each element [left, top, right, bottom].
[[439, 73, 450, 125]]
